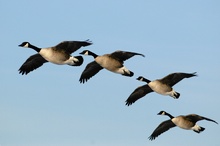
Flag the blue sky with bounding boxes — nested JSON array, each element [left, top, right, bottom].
[[1, 0, 220, 146]]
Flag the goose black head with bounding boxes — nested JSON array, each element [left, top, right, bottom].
[[136, 76, 151, 83], [79, 50, 98, 58], [19, 42, 30, 48], [157, 111, 167, 115], [136, 76, 145, 81], [79, 50, 90, 55]]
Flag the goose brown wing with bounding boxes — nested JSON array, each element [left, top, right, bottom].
[[18, 54, 48, 75], [110, 51, 145, 63], [149, 120, 176, 140], [160, 72, 197, 87], [185, 114, 218, 124], [79, 61, 103, 83], [55, 40, 92, 54], [125, 84, 153, 106]]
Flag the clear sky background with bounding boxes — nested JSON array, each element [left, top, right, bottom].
[[1, 0, 220, 146]]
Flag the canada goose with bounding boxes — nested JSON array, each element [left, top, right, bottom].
[[79, 50, 145, 83], [149, 111, 218, 140], [125, 72, 197, 106], [18, 40, 92, 75]]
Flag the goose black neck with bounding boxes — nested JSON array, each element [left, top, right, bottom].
[[29, 44, 41, 52], [165, 113, 174, 119], [143, 78, 151, 83], [89, 51, 98, 58]]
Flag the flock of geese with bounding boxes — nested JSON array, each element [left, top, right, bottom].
[[18, 40, 218, 141]]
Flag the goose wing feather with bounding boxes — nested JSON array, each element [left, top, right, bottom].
[[55, 40, 92, 54], [185, 114, 218, 124], [79, 61, 103, 83], [149, 120, 176, 140], [19, 54, 48, 75], [110, 51, 145, 63], [125, 85, 153, 106], [160, 72, 197, 87]]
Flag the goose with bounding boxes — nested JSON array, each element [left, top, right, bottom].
[[125, 72, 197, 106], [149, 111, 218, 140], [79, 50, 145, 83], [18, 40, 92, 75]]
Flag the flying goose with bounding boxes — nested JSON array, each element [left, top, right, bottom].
[[125, 72, 197, 106], [79, 50, 145, 83], [18, 40, 92, 75], [149, 111, 218, 140]]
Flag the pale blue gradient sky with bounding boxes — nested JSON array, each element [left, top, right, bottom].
[[1, 0, 220, 146]]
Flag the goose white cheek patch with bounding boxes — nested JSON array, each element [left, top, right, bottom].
[[84, 51, 89, 55], [23, 43, 29, 48]]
